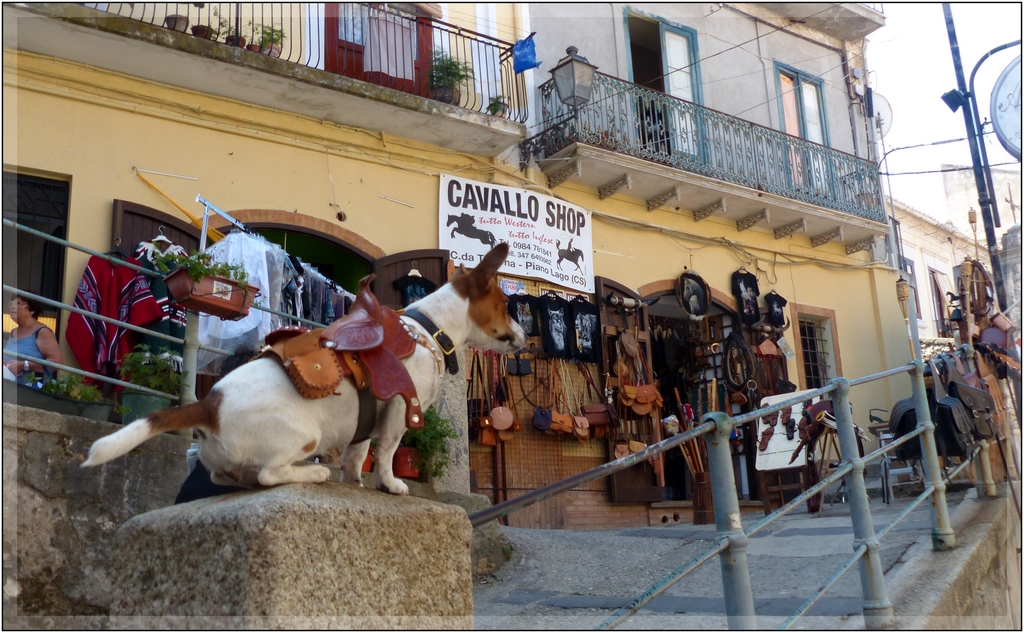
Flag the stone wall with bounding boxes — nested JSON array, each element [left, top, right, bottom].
[[2, 403, 192, 622]]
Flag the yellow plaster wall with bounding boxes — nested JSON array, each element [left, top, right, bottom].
[[4, 49, 914, 420]]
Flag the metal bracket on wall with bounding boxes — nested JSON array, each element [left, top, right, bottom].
[[736, 208, 769, 232], [599, 173, 632, 200], [547, 161, 582, 189], [693, 198, 726, 222], [647, 186, 681, 212], [773, 218, 807, 240], [845, 237, 877, 255], [811, 227, 845, 248]]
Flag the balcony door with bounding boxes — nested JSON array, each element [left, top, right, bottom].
[[627, 13, 701, 161], [776, 64, 829, 195], [325, 3, 433, 97]]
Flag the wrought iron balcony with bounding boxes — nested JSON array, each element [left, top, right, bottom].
[[81, 2, 527, 122], [522, 73, 885, 224]]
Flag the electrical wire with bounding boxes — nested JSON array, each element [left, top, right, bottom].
[[881, 161, 1020, 177]]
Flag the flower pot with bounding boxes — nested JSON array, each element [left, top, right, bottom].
[[362, 447, 374, 473], [164, 14, 189, 32], [2, 381, 113, 422], [164, 269, 258, 320], [224, 35, 247, 48], [191, 24, 219, 40], [259, 43, 283, 58], [246, 43, 262, 53], [121, 391, 172, 424], [432, 87, 460, 105], [392, 446, 421, 479]]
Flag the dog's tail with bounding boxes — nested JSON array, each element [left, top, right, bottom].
[[82, 394, 220, 467]]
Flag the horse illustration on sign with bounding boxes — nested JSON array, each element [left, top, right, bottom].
[[556, 239, 584, 273], [447, 213, 496, 247]]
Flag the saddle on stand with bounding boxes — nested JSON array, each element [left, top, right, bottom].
[[256, 275, 424, 438]]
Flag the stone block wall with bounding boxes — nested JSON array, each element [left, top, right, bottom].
[[2, 403, 192, 622]]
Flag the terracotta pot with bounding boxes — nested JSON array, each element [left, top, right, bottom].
[[164, 269, 257, 320], [259, 43, 283, 58], [190, 24, 218, 40], [432, 87, 460, 105], [362, 447, 374, 473], [224, 35, 247, 48], [392, 446, 421, 479], [246, 43, 262, 53]]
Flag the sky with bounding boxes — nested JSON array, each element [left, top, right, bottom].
[[866, 2, 1022, 223]]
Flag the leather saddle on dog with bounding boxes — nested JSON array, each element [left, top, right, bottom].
[[257, 274, 423, 431]]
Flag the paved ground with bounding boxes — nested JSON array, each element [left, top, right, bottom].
[[472, 483, 970, 630]]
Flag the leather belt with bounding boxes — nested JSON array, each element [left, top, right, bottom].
[[402, 308, 459, 375]]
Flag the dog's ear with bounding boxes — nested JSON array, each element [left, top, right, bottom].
[[473, 243, 509, 280]]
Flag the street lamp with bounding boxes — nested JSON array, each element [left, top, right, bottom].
[[549, 46, 597, 108]]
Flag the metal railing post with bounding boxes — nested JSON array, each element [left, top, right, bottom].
[[909, 359, 957, 550], [831, 377, 895, 630], [179, 309, 200, 409], [977, 439, 998, 497], [703, 411, 757, 630]]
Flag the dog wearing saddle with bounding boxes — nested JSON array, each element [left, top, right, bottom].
[[82, 244, 527, 495]]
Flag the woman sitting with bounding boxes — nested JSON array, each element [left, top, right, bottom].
[[3, 295, 63, 387]]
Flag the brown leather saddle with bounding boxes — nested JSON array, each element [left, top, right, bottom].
[[257, 274, 423, 431]]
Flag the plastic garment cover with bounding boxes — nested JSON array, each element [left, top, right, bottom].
[[196, 231, 286, 374]]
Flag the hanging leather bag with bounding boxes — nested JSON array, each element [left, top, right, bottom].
[[946, 380, 997, 440], [560, 362, 590, 443], [928, 359, 972, 459], [531, 359, 554, 433], [489, 354, 514, 432], [579, 364, 617, 428], [549, 359, 575, 435], [471, 351, 497, 446]]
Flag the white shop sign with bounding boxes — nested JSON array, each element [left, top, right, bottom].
[[438, 174, 595, 293]]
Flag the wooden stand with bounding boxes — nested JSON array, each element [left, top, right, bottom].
[[759, 466, 808, 515]]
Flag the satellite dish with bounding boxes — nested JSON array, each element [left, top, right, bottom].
[[872, 92, 893, 138]]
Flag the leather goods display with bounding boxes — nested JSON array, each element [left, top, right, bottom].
[[469, 351, 494, 432], [579, 364, 616, 427], [887, 397, 920, 461], [927, 359, 972, 459], [947, 380, 997, 440], [559, 361, 589, 443], [489, 355, 514, 431], [507, 351, 532, 376], [549, 359, 575, 434], [257, 274, 423, 429], [979, 327, 1008, 347]]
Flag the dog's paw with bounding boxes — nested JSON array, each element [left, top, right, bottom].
[[310, 464, 332, 483], [378, 476, 410, 496]]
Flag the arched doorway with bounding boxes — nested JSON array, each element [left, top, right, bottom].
[[639, 278, 772, 502]]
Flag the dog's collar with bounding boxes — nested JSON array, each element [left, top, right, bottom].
[[402, 308, 459, 375]]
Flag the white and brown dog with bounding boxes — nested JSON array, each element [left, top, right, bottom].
[[82, 244, 526, 495]]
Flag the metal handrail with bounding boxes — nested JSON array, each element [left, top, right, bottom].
[[5, 350, 178, 401], [466, 354, 999, 631]]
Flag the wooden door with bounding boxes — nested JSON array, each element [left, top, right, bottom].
[[372, 248, 449, 310], [596, 276, 665, 502], [112, 200, 199, 255]]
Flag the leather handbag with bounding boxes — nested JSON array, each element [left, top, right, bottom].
[[531, 358, 554, 432], [579, 364, 616, 427], [561, 362, 590, 443], [507, 352, 532, 376], [471, 351, 494, 430], [489, 354, 514, 431], [928, 359, 973, 459]]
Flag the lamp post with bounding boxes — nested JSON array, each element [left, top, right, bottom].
[[519, 46, 597, 172], [940, 4, 1020, 313]]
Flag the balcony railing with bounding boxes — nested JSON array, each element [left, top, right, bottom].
[[523, 73, 886, 223], [81, 3, 527, 122]]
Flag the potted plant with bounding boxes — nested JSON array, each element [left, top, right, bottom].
[[191, 8, 220, 40], [156, 250, 258, 320], [394, 407, 458, 480], [486, 95, 508, 116], [428, 50, 473, 105], [118, 345, 182, 423], [220, 17, 253, 48], [2, 373, 117, 422], [256, 24, 286, 57]]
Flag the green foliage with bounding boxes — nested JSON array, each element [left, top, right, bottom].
[[155, 250, 249, 286], [401, 407, 458, 479], [486, 95, 508, 115], [429, 50, 474, 90], [259, 24, 286, 46], [37, 373, 103, 402], [219, 17, 253, 39], [119, 345, 182, 395]]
